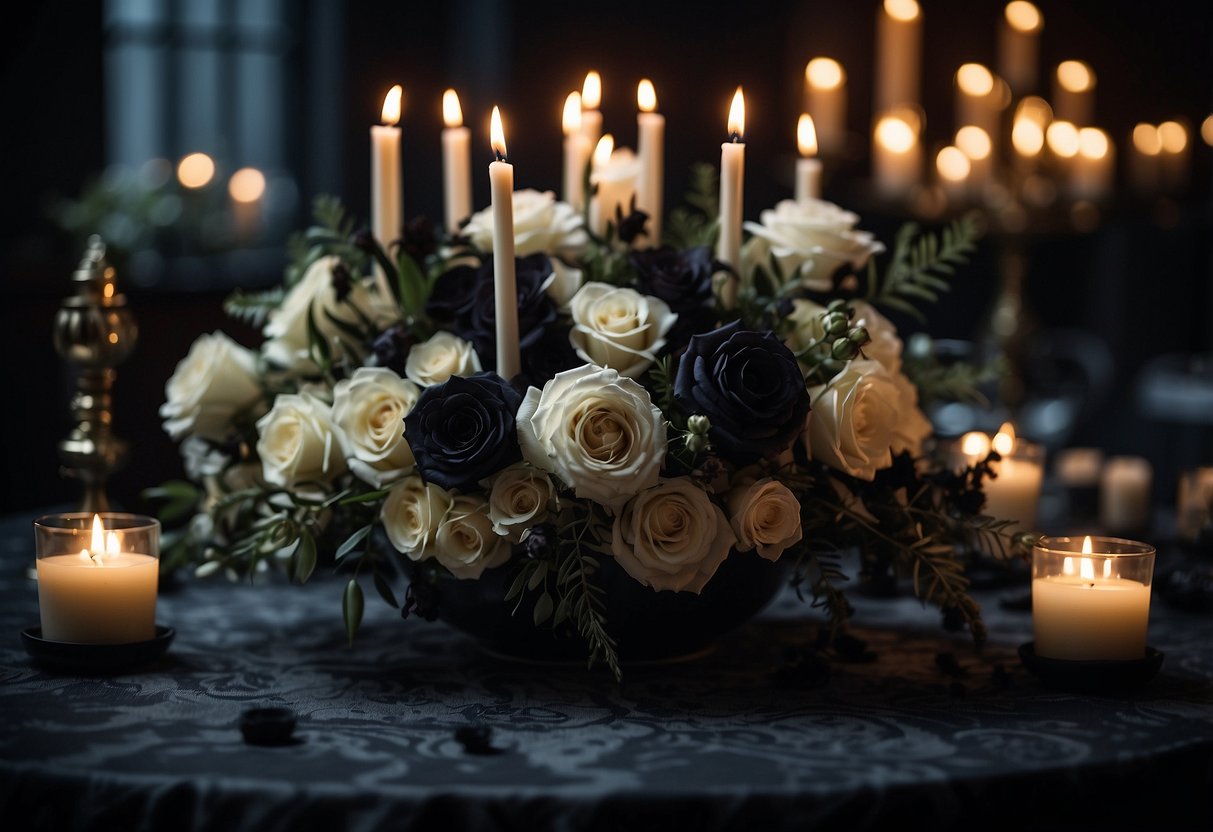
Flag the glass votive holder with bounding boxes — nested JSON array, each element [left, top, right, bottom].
[[34, 512, 160, 644], [1031, 535, 1155, 662], [949, 426, 1045, 541]]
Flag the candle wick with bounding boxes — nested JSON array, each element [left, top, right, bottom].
[[729, 132, 742, 144], [494, 150, 508, 163]]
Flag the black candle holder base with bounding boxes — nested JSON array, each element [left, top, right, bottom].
[[1018, 641, 1163, 693], [21, 625, 174, 671]]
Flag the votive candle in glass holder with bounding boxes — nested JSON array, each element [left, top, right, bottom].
[[34, 513, 160, 644], [1032, 535, 1154, 661]]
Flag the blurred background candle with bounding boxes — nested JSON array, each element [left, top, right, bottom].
[[875, 0, 922, 112], [35, 513, 160, 644], [804, 57, 847, 155], [936, 145, 971, 204], [1071, 127, 1114, 202], [717, 87, 745, 308], [489, 106, 519, 380], [1177, 467, 1213, 543], [998, 1, 1043, 97], [985, 423, 1045, 533], [1100, 455, 1153, 535], [795, 114, 822, 201], [581, 70, 603, 149], [635, 79, 665, 245], [441, 89, 471, 234], [954, 63, 1001, 145], [228, 167, 266, 244], [562, 92, 591, 211], [1130, 121, 1162, 195], [371, 84, 403, 302], [1012, 96, 1051, 171], [1053, 60, 1096, 126], [589, 134, 640, 237], [955, 125, 993, 190], [872, 108, 921, 199], [1157, 119, 1190, 193], [1032, 536, 1154, 661]]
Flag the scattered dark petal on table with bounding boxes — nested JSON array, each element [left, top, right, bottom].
[[455, 725, 504, 756], [240, 707, 299, 747]]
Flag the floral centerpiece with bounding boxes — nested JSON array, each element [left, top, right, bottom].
[[153, 165, 1026, 679]]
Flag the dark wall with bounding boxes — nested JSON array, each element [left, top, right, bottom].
[[2, 0, 1211, 512]]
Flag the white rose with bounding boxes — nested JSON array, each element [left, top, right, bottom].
[[851, 301, 902, 372], [404, 331, 482, 387], [568, 282, 676, 378], [611, 478, 737, 593], [464, 189, 588, 258], [331, 367, 421, 488], [546, 259, 584, 308], [517, 365, 666, 510], [889, 371, 933, 458], [262, 256, 395, 372], [434, 495, 512, 579], [486, 463, 555, 542], [255, 391, 347, 489], [743, 198, 885, 291], [727, 477, 804, 561], [160, 332, 263, 441], [381, 475, 452, 560], [806, 358, 901, 481]]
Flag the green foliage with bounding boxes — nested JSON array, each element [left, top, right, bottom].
[[343, 578, 364, 647], [223, 287, 286, 328], [664, 163, 720, 250], [867, 212, 983, 320], [903, 338, 1004, 407]]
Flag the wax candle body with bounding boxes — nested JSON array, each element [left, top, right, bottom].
[[371, 121, 402, 304], [717, 140, 745, 307], [1033, 575, 1150, 660], [795, 158, 823, 201], [581, 110, 603, 154], [873, 115, 921, 199], [489, 160, 520, 380], [37, 553, 158, 644], [590, 149, 640, 237], [805, 59, 847, 155], [985, 455, 1044, 530], [442, 126, 472, 234], [875, 0, 922, 111], [998, 2, 1042, 96], [1100, 456, 1152, 533], [636, 111, 665, 245], [563, 133, 592, 211]]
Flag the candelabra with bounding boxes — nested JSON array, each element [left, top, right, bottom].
[[53, 236, 138, 511]]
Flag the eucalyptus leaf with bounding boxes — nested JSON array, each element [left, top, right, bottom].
[[335, 524, 374, 561], [294, 530, 317, 584], [343, 579, 364, 647]]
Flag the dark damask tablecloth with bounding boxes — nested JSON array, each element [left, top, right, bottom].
[[1, 510, 1211, 832]]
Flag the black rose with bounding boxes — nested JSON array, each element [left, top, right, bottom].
[[405, 372, 523, 491], [519, 322, 579, 390], [629, 245, 716, 315], [371, 324, 417, 376], [673, 320, 811, 464]]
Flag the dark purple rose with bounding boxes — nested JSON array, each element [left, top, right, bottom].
[[519, 322, 579, 390], [401, 216, 439, 263], [426, 254, 558, 371], [404, 372, 523, 491], [629, 245, 715, 315], [673, 321, 811, 464], [371, 324, 417, 376]]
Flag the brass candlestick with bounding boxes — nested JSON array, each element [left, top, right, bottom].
[[53, 236, 138, 512]]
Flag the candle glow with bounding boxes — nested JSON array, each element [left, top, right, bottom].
[[381, 84, 403, 126], [637, 79, 656, 112], [956, 125, 992, 160], [1047, 121, 1080, 158], [1202, 115, 1213, 147], [228, 168, 266, 203], [992, 422, 1016, 456], [936, 146, 971, 182], [563, 91, 583, 134], [728, 87, 745, 140], [1158, 120, 1188, 153], [806, 58, 845, 90], [490, 106, 507, 159], [884, 0, 920, 22], [177, 152, 215, 189], [443, 88, 463, 128], [582, 71, 602, 110], [593, 133, 615, 168], [961, 431, 991, 457], [1056, 60, 1094, 93], [875, 115, 915, 153], [1133, 123, 1163, 156], [956, 63, 995, 97], [1078, 127, 1110, 159], [797, 114, 818, 157], [1005, 1, 1042, 32]]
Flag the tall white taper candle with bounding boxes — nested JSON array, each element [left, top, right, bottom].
[[441, 89, 472, 235], [795, 114, 822, 201], [489, 106, 520, 380], [636, 79, 665, 246], [717, 88, 745, 309], [371, 84, 403, 305]]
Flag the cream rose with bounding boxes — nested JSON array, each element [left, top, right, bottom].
[[262, 256, 395, 372], [434, 495, 512, 579], [331, 367, 420, 487], [806, 358, 902, 481], [743, 198, 884, 291], [611, 478, 737, 593], [486, 463, 555, 543], [727, 477, 804, 562], [161, 332, 263, 441], [464, 189, 588, 258], [255, 391, 347, 489], [381, 475, 452, 560], [568, 282, 676, 378], [404, 331, 482, 387], [851, 301, 902, 372], [889, 371, 933, 458], [517, 365, 666, 510]]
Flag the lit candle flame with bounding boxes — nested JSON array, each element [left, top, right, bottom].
[[228, 168, 266, 203], [937, 147, 970, 182], [992, 423, 1016, 456], [381, 84, 403, 126], [1056, 60, 1094, 93], [91, 514, 105, 554], [956, 125, 992, 160], [1103, 558, 1112, 579], [562, 91, 582, 136], [1133, 123, 1162, 156], [961, 431, 991, 457], [637, 79, 657, 113], [1012, 117, 1045, 157], [1005, 1, 1042, 34], [443, 89, 463, 129], [1202, 114, 1213, 147], [593, 133, 614, 169], [1078, 127, 1110, 160], [106, 531, 121, 554], [1157, 120, 1188, 154], [797, 114, 818, 157], [177, 152, 215, 189], [884, 0, 920, 23], [1082, 535, 1094, 554], [728, 87, 745, 141], [875, 114, 916, 153], [957, 63, 995, 97], [1046, 121, 1080, 158], [490, 106, 507, 160], [805, 58, 845, 91], [582, 71, 602, 110], [1080, 556, 1096, 582]]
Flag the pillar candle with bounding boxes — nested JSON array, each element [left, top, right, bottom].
[[985, 424, 1045, 532], [488, 106, 520, 380], [1130, 122, 1162, 195], [1071, 127, 1114, 202], [581, 71, 603, 150], [717, 88, 745, 309], [998, 1, 1043, 97], [804, 58, 847, 155], [955, 125, 993, 190], [872, 109, 921, 199], [635, 79, 665, 246], [1157, 120, 1190, 194], [795, 114, 822, 201], [936, 145, 971, 204], [371, 84, 403, 304], [875, 0, 922, 112], [1100, 456, 1152, 534], [1053, 60, 1095, 126], [955, 64, 1002, 145], [562, 91, 591, 211], [441, 89, 472, 235]]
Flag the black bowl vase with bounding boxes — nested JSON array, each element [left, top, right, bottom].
[[422, 547, 789, 664]]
